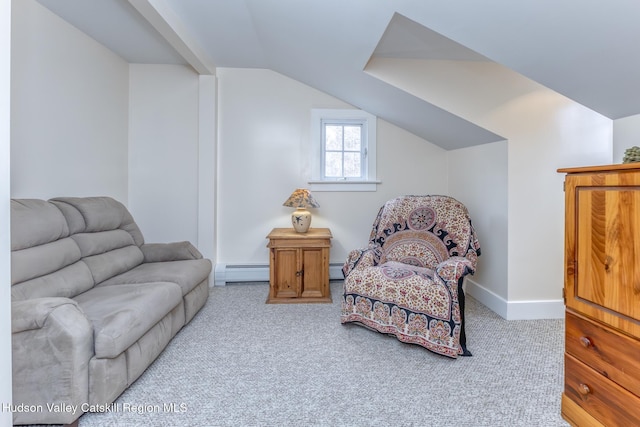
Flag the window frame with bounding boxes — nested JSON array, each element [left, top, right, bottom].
[[309, 109, 380, 192], [321, 119, 366, 180]]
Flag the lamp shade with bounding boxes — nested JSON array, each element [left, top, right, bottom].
[[282, 189, 319, 232], [282, 188, 320, 209]]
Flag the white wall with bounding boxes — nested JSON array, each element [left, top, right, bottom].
[[448, 140, 508, 312], [613, 114, 640, 163], [10, 0, 129, 201], [10, 0, 213, 248], [128, 64, 201, 244], [216, 68, 448, 267], [366, 57, 612, 318], [1, 0, 12, 423]]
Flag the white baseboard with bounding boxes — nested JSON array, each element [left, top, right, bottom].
[[214, 267, 564, 319], [214, 263, 268, 286], [214, 263, 344, 286], [465, 278, 565, 320]]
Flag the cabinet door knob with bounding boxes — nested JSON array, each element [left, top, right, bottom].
[[296, 270, 303, 277], [579, 336, 593, 348], [578, 383, 591, 396]]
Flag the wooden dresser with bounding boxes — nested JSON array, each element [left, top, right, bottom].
[[559, 164, 640, 426]]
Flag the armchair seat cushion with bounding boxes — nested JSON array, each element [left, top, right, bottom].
[[345, 262, 448, 319], [74, 282, 183, 359]]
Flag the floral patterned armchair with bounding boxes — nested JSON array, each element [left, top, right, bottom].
[[341, 195, 481, 358]]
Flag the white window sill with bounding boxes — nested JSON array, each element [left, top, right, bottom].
[[308, 180, 381, 192]]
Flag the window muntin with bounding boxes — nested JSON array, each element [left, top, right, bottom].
[[310, 109, 379, 192], [322, 121, 365, 179]]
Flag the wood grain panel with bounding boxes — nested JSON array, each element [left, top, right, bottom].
[[561, 393, 605, 427], [564, 168, 640, 338], [566, 311, 640, 396], [273, 248, 299, 298], [575, 187, 640, 322], [564, 354, 640, 427]]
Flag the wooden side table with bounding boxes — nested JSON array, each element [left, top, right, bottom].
[[266, 227, 332, 304]]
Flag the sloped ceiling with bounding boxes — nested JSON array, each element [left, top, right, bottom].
[[35, 0, 640, 149]]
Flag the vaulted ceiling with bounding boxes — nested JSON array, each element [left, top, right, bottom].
[[36, 0, 640, 150]]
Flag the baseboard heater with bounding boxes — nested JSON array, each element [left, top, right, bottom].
[[214, 263, 344, 286]]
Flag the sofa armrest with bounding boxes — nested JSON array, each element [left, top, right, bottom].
[[11, 298, 93, 425], [12, 297, 81, 333], [435, 256, 475, 282], [140, 241, 203, 262]]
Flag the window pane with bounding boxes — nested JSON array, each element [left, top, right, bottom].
[[344, 126, 361, 151], [325, 152, 343, 177], [344, 152, 361, 177], [325, 125, 343, 150]]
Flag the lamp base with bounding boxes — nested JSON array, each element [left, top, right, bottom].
[[291, 209, 311, 233]]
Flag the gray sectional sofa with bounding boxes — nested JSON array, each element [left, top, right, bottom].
[[10, 196, 211, 425]]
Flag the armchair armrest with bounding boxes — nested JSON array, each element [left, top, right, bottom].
[[435, 256, 475, 282], [141, 241, 203, 263], [435, 256, 476, 357], [342, 246, 380, 277], [11, 298, 93, 425]]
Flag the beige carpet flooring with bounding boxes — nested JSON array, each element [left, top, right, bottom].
[[69, 281, 570, 427]]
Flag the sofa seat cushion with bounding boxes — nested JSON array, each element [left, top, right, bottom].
[[73, 282, 182, 359], [98, 259, 212, 296]]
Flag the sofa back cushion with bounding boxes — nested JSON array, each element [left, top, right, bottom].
[[51, 197, 145, 284], [51, 197, 144, 244], [11, 199, 94, 300]]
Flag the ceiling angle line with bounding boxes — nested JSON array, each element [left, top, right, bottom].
[[128, 0, 216, 75]]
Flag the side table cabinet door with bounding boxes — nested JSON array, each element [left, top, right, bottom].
[[300, 247, 326, 299], [274, 248, 299, 298]]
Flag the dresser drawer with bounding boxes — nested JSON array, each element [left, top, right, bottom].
[[566, 311, 640, 396], [564, 354, 640, 426]]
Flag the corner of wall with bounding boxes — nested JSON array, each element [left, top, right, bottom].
[[1, 0, 13, 420]]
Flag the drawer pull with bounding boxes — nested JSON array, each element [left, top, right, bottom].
[[578, 383, 591, 396], [579, 336, 593, 348]]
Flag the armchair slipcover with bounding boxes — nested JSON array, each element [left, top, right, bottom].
[[341, 195, 481, 358]]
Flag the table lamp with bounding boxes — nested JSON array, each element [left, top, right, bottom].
[[282, 188, 320, 233]]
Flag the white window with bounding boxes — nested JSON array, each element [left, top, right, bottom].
[[310, 109, 380, 192], [322, 120, 365, 179]]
